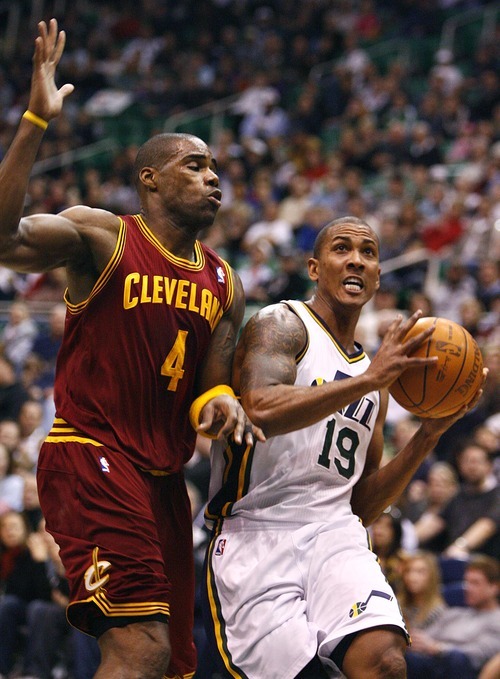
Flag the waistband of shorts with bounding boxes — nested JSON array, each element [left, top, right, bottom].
[[45, 418, 180, 476], [44, 417, 104, 447]]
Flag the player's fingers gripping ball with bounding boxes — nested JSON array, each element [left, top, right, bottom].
[[389, 316, 484, 418]]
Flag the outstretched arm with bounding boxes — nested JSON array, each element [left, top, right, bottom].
[[0, 20, 118, 294], [0, 19, 74, 254]]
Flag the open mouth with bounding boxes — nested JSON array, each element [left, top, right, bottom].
[[343, 277, 364, 292]]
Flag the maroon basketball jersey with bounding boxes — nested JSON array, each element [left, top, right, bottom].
[[53, 214, 235, 472]]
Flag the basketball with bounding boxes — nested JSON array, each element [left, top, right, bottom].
[[389, 317, 484, 418]]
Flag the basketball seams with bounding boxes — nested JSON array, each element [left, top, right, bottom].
[[424, 322, 469, 416], [389, 317, 483, 419]]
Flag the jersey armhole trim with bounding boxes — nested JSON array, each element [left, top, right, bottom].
[[66, 217, 127, 314]]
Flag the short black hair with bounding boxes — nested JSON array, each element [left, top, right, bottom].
[[132, 132, 201, 186], [312, 216, 376, 258]]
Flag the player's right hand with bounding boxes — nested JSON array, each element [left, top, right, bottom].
[[28, 19, 74, 122]]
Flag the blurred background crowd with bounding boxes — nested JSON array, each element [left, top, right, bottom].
[[0, 0, 498, 678]]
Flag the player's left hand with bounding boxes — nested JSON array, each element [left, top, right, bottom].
[[419, 367, 488, 436], [197, 395, 265, 445]]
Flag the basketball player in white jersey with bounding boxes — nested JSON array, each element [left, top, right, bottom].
[[202, 216, 486, 679]]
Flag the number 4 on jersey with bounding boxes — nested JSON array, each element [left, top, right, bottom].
[[161, 329, 188, 391]]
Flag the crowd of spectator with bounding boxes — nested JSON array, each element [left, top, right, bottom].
[[0, 0, 498, 677]]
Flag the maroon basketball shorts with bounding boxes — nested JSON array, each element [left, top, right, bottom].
[[37, 436, 196, 678]]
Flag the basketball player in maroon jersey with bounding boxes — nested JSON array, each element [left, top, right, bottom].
[[0, 20, 262, 679]]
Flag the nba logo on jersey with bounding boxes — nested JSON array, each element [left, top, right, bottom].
[[216, 266, 225, 284], [99, 456, 110, 473], [215, 538, 226, 556]]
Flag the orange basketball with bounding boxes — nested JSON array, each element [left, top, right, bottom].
[[389, 317, 484, 418]]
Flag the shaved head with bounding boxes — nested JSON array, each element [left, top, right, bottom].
[[133, 133, 204, 186]]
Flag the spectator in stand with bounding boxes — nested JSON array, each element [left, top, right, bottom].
[[421, 199, 465, 254], [0, 266, 26, 302], [296, 135, 330, 183], [398, 551, 447, 632], [0, 301, 38, 376], [23, 267, 67, 303], [469, 70, 499, 123], [277, 174, 313, 230], [405, 554, 500, 679], [408, 121, 443, 168], [21, 472, 43, 533], [354, 0, 382, 41], [239, 89, 290, 143], [235, 239, 274, 306], [242, 198, 294, 252], [417, 442, 499, 560], [18, 521, 72, 679], [400, 458, 446, 520], [0, 442, 24, 515], [13, 399, 46, 474], [408, 462, 460, 553], [0, 511, 56, 677], [428, 259, 478, 325], [369, 510, 408, 597], [430, 49, 464, 97], [458, 296, 492, 349], [0, 355, 30, 423], [459, 198, 498, 268], [406, 291, 434, 319], [294, 204, 335, 257], [0, 419, 21, 466], [476, 259, 500, 313], [370, 119, 409, 172], [30, 302, 66, 391], [265, 246, 310, 304]]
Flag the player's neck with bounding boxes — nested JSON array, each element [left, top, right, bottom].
[[306, 297, 359, 353], [140, 210, 197, 261]]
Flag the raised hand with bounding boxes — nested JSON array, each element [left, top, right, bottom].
[[28, 18, 74, 122]]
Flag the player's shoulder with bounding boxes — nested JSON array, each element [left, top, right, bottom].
[[243, 301, 307, 350], [58, 205, 120, 233], [254, 301, 305, 325]]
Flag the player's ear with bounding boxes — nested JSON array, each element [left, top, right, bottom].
[[375, 268, 381, 290], [139, 167, 157, 191], [308, 257, 319, 281]]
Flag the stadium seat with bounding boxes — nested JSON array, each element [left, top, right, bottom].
[[442, 581, 467, 607], [439, 556, 469, 584]]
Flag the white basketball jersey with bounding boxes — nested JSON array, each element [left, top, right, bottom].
[[207, 300, 380, 529]]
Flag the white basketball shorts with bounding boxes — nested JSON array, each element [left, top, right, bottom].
[[203, 516, 408, 679]]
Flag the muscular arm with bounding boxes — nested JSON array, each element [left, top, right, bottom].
[[197, 269, 246, 394], [235, 304, 380, 437], [0, 20, 74, 258], [0, 21, 119, 300], [193, 269, 253, 442]]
